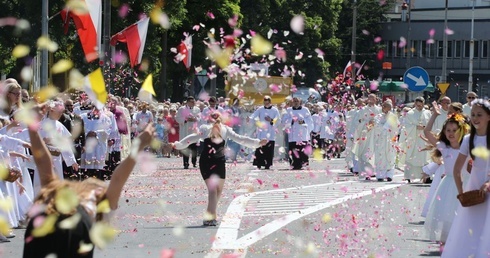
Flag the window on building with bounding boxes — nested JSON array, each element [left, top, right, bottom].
[[386, 40, 393, 57], [411, 40, 418, 57], [393, 41, 399, 57], [420, 41, 427, 57], [475, 40, 479, 58], [437, 41, 453, 58], [483, 41, 488, 58], [455, 40, 462, 58], [464, 40, 480, 58], [437, 41, 443, 57], [447, 41, 453, 58], [427, 41, 435, 58]]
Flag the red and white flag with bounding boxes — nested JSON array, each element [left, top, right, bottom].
[[110, 17, 150, 68], [342, 60, 352, 79], [61, 0, 101, 63], [356, 60, 366, 76], [178, 36, 193, 70]]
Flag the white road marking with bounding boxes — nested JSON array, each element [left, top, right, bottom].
[[209, 181, 402, 256]]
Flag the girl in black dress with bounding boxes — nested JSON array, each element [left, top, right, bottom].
[[173, 113, 267, 226]]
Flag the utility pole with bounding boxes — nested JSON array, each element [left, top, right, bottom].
[[160, 30, 168, 101], [468, 0, 475, 92], [351, 0, 357, 79], [102, 0, 111, 93], [41, 0, 49, 87], [441, 0, 449, 84], [405, 0, 412, 103]]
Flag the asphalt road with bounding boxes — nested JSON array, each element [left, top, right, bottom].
[[1, 155, 441, 258]]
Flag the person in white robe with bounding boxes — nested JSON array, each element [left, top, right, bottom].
[[80, 105, 116, 180], [0, 133, 32, 230], [431, 96, 450, 134], [36, 101, 78, 192], [176, 96, 201, 169], [249, 96, 280, 169], [201, 97, 225, 125], [373, 100, 399, 181], [401, 96, 431, 182], [282, 97, 313, 170], [345, 100, 364, 173], [352, 94, 382, 179]]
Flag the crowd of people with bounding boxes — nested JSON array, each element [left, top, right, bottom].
[[1, 75, 490, 256]]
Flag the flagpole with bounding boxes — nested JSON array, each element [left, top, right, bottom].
[[41, 0, 49, 87], [102, 0, 111, 94]]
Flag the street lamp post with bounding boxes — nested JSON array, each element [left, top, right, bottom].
[[468, 0, 475, 92]]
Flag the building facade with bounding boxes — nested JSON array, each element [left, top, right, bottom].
[[381, 0, 490, 102]]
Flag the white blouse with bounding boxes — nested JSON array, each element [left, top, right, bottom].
[[173, 123, 261, 150]]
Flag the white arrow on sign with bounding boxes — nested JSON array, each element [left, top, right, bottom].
[[406, 73, 427, 86]]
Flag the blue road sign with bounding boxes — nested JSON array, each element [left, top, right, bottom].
[[403, 66, 429, 92]]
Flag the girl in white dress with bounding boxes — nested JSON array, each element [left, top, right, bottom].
[[423, 109, 470, 245], [420, 151, 443, 218], [442, 99, 490, 257]]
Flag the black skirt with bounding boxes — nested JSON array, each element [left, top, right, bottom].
[[23, 206, 94, 258], [199, 137, 226, 180]]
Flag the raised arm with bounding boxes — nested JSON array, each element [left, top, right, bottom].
[[105, 123, 155, 210], [423, 104, 440, 146], [225, 125, 267, 149]]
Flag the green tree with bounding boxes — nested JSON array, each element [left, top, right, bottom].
[[239, 0, 344, 87], [337, 0, 393, 80]]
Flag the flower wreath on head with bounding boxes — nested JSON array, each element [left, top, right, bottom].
[[471, 98, 490, 110]]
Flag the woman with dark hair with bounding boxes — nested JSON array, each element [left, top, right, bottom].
[[172, 112, 267, 226], [23, 106, 155, 258], [442, 99, 490, 257], [423, 101, 470, 246]]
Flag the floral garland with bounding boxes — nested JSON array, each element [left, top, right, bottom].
[[471, 98, 490, 110]]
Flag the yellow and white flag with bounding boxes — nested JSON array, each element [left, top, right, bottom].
[[84, 68, 107, 109]]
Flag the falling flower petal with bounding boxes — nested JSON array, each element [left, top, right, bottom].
[[78, 242, 94, 254], [228, 14, 238, 28], [20, 66, 33, 82], [55, 187, 79, 214], [445, 28, 454, 35], [374, 36, 382, 43], [32, 214, 58, 237], [37, 36, 58, 52], [12, 45, 30, 58], [472, 146, 490, 159], [150, 8, 170, 29], [290, 15, 304, 34], [59, 213, 82, 230], [0, 217, 10, 235], [118, 4, 130, 18], [251, 34, 272, 55], [51, 59, 74, 74], [207, 11, 215, 19], [429, 28, 436, 37], [89, 222, 117, 249]]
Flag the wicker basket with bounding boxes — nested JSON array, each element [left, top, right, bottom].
[[4, 168, 22, 183], [457, 190, 486, 207]]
